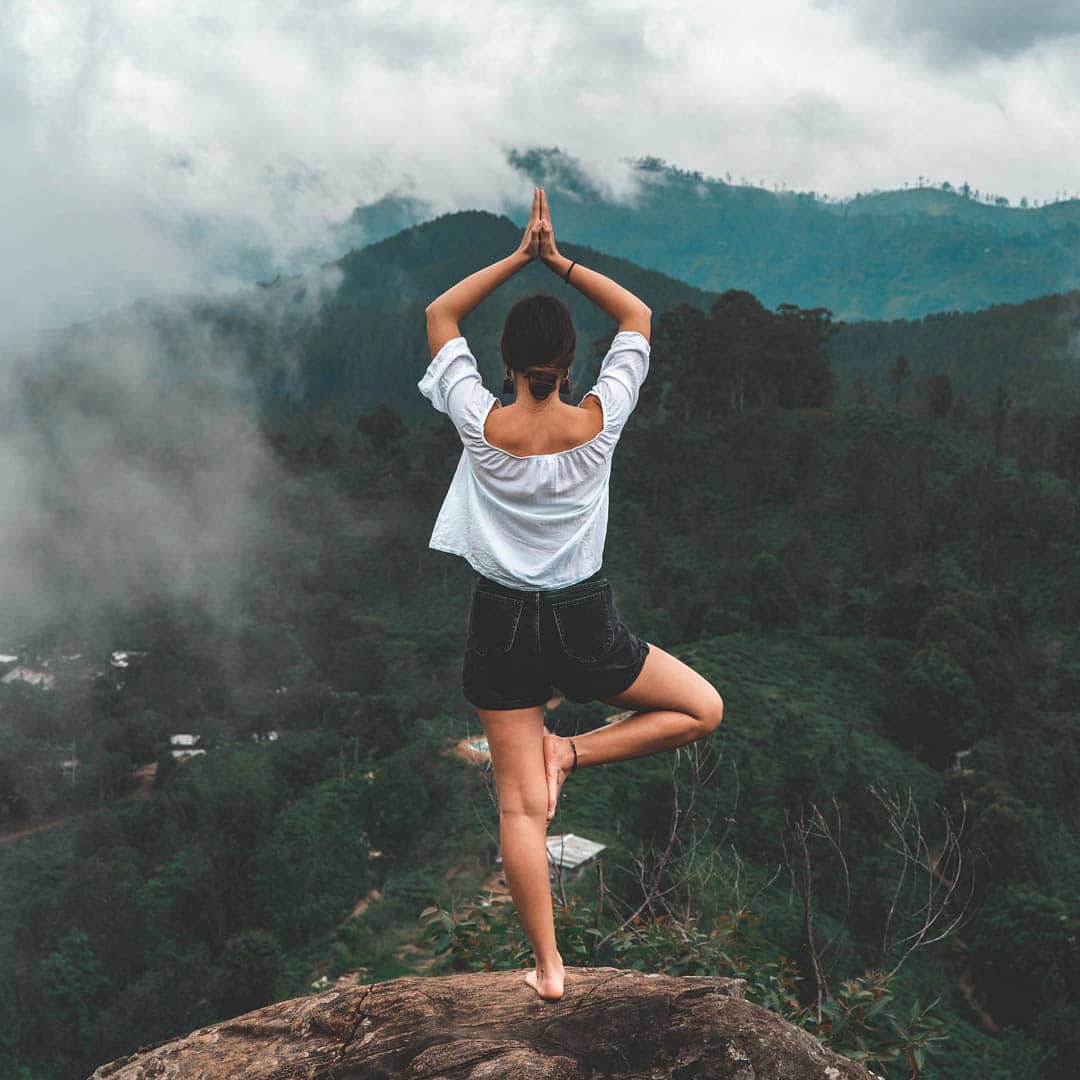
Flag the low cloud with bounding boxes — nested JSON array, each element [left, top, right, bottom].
[[0, 260, 351, 651], [817, 0, 1080, 62], [2, 0, 1079, 346], [0, 305, 273, 644]]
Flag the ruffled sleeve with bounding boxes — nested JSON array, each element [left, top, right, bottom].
[[417, 336, 497, 444], [583, 330, 651, 436]]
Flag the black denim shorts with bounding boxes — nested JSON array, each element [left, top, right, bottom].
[[462, 568, 651, 711]]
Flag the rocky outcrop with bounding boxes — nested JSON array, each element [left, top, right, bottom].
[[90, 966, 877, 1079]]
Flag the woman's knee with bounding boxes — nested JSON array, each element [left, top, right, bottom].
[[696, 689, 724, 734]]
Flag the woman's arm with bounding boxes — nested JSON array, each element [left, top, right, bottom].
[[424, 251, 530, 358], [424, 188, 545, 358], [537, 190, 651, 341], [544, 254, 652, 341]]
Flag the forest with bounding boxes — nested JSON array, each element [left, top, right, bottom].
[[0, 216, 1078, 1079]]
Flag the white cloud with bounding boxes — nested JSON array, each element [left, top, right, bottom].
[[816, 1, 1080, 62], [2, 0, 1078, 340]]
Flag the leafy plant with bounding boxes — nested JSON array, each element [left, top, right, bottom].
[[800, 969, 950, 1076]]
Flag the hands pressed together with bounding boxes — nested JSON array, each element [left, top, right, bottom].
[[425, 183, 646, 359], [517, 187, 561, 264]]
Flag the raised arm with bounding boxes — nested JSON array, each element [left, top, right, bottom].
[[536, 189, 651, 341], [424, 188, 546, 358]]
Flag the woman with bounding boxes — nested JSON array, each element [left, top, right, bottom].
[[418, 188, 724, 1002]]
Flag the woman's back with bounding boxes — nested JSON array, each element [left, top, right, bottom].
[[482, 395, 604, 458], [417, 330, 651, 589]]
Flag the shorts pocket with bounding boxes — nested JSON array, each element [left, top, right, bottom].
[[552, 587, 616, 663], [467, 590, 525, 657]]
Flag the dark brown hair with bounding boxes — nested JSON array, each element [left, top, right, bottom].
[[500, 293, 576, 401]]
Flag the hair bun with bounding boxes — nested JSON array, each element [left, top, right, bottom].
[[526, 365, 561, 401]]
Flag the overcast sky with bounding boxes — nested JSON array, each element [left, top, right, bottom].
[[3, 0, 1079, 338]]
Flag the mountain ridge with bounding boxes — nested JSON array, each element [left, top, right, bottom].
[[339, 147, 1080, 321]]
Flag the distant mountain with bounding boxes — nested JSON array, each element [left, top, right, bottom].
[[27, 207, 1078, 429], [342, 147, 1080, 322]]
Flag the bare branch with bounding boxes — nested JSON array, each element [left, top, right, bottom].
[[867, 786, 977, 980]]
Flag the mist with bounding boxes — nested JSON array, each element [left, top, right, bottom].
[[3, 0, 1079, 346], [0, 265, 348, 654]]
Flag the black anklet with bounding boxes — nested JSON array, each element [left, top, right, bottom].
[[569, 738, 578, 774]]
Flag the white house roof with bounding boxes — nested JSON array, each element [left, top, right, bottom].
[[169, 733, 201, 746], [111, 650, 146, 668], [546, 832, 606, 870]]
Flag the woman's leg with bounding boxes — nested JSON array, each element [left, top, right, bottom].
[[477, 703, 565, 1000], [544, 643, 723, 820]]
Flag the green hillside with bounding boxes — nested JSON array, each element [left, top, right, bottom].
[[1, 225, 1078, 1079], [341, 147, 1080, 321], [826, 289, 1080, 409], [36, 208, 1078, 429], [28, 210, 711, 426]]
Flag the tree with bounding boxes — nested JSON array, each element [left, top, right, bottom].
[[215, 928, 284, 1019], [746, 552, 800, 630], [1055, 412, 1080, 488], [889, 356, 912, 405], [851, 376, 875, 406], [702, 292, 836, 415], [923, 373, 953, 421], [990, 385, 1011, 466], [898, 642, 978, 764], [328, 635, 385, 693], [773, 304, 838, 408], [1013, 405, 1050, 475], [39, 928, 114, 1064], [356, 403, 406, 458], [252, 773, 373, 947], [651, 303, 710, 422], [967, 885, 1079, 1031], [780, 787, 972, 1018], [708, 290, 771, 414]]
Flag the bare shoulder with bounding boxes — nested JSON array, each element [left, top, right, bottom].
[[577, 393, 604, 438]]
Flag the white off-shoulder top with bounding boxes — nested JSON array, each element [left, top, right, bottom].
[[417, 329, 651, 589]]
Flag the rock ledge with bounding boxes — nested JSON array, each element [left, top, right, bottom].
[[90, 965, 875, 1078]]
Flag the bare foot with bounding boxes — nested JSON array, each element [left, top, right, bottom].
[[525, 956, 565, 1001], [542, 733, 576, 822]]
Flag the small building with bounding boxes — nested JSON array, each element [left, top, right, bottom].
[[110, 650, 147, 669], [169, 734, 205, 760], [546, 832, 606, 883]]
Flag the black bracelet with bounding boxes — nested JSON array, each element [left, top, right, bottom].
[[563, 260, 577, 283]]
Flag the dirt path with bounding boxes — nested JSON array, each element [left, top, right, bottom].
[[0, 762, 158, 847]]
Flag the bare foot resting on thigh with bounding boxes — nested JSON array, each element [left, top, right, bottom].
[[542, 732, 576, 822]]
